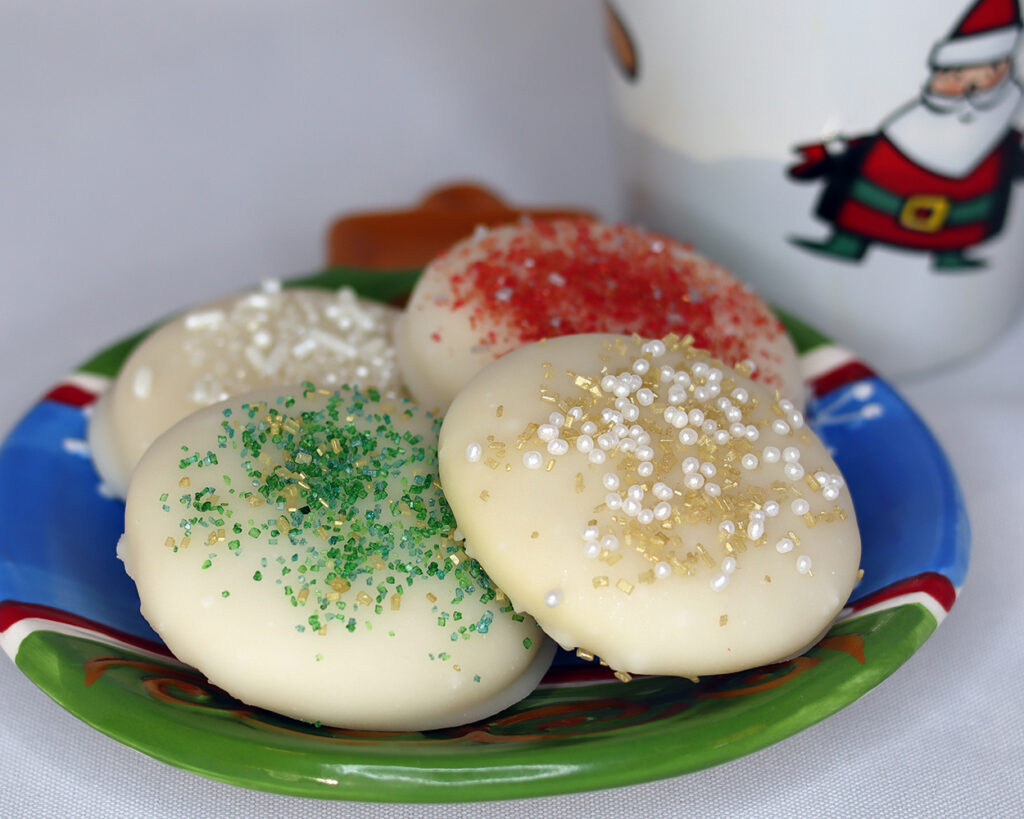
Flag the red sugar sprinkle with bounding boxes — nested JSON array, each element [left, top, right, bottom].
[[441, 220, 786, 384]]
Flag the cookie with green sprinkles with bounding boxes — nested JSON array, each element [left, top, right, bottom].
[[119, 383, 554, 731]]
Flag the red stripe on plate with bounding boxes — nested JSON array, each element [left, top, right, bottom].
[[848, 572, 957, 613], [809, 361, 876, 398], [44, 384, 98, 407], [0, 600, 172, 657]]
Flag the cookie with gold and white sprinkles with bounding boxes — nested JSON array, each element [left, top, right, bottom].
[[90, 283, 404, 497], [119, 384, 553, 731], [395, 219, 802, 413], [438, 334, 860, 679]]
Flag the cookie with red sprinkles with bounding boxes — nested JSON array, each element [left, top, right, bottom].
[[395, 219, 802, 413]]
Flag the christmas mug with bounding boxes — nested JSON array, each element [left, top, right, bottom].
[[605, 0, 1024, 376]]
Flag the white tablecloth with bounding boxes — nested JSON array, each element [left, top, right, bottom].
[[1, 3, 1022, 816]]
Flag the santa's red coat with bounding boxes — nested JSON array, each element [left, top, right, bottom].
[[790, 132, 1023, 251]]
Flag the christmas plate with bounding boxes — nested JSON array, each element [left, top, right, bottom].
[[0, 266, 969, 802]]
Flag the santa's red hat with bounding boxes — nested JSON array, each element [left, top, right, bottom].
[[929, 0, 1022, 68]]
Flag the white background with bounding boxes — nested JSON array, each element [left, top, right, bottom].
[[1, 2, 1022, 817]]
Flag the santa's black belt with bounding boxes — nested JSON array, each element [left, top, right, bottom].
[[849, 178, 994, 233]]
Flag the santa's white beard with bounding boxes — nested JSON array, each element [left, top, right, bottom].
[[882, 77, 1023, 178]]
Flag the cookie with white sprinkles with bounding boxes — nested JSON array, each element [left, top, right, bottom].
[[90, 283, 404, 497], [119, 384, 553, 731], [438, 334, 861, 679]]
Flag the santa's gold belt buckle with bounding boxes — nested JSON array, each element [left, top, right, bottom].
[[899, 194, 951, 233]]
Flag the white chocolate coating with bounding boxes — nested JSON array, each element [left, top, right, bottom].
[[119, 386, 553, 731], [90, 284, 404, 497], [438, 334, 860, 678], [396, 219, 803, 413]]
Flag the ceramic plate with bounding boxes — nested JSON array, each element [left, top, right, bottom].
[[0, 267, 969, 802]]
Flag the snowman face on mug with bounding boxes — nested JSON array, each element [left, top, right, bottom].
[[928, 59, 1012, 97]]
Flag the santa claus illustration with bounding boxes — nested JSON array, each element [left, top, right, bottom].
[[789, 0, 1024, 270]]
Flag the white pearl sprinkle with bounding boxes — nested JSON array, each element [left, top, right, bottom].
[[568, 406, 584, 421], [605, 492, 622, 510], [721, 557, 737, 574], [789, 410, 805, 429], [537, 423, 558, 442], [772, 419, 792, 435], [597, 433, 616, 450], [659, 365, 675, 382], [575, 435, 594, 453], [636, 445, 655, 461], [776, 537, 794, 554], [603, 473, 620, 491], [652, 482, 673, 500], [750, 509, 766, 523], [584, 542, 601, 559], [581, 420, 598, 435], [741, 453, 759, 470], [678, 428, 699, 446], [783, 446, 801, 463], [764, 500, 780, 517], [673, 371, 692, 387], [713, 430, 731, 445], [779, 399, 794, 412], [523, 451, 543, 469], [636, 388, 655, 406], [745, 425, 760, 442], [655, 561, 672, 579], [465, 442, 482, 463], [600, 375, 617, 393], [710, 572, 730, 592], [544, 590, 562, 607], [637, 461, 655, 478], [791, 498, 810, 515], [784, 462, 806, 481], [647, 340, 666, 357], [632, 358, 650, 375], [699, 461, 717, 478], [622, 404, 640, 422], [682, 457, 700, 474], [547, 438, 569, 456], [796, 555, 813, 574], [748, 520, 765, 541], [691, 362, 709, 379], [549, 411, 566, 427], [684, 473, 705, 490], [729, 422, 746, 438], [725, 407, 743, 423], [622, 498, 641, 517], [582, 525, 600, 541], [719, 520, 736, 535], [701, 419, 719, 435], [588, 449, 607, 464], [627, 484, 645, 501], [668, 384, 688, 404], [637, 509, 655, 525], [653, 501, 672, 520], [704, 482, 722, 497], [823, 486, 840, 501], [763, 446, 781, 463], [693, 386, 711, 402], [731, 387, 749, 404], [602, 534, 620, 551]]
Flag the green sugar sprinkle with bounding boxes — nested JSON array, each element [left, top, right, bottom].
[[165, 385, 518, 640]]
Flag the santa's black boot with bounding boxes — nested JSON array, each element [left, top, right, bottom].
[[790, 231, 869, 262]]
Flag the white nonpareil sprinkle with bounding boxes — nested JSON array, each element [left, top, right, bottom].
[[796, 555, 813, 574], [465, 442, 483, 463], [523, 451, 543, 469], [710, 572, 730, 592]]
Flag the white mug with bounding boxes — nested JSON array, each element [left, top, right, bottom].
[[605, 0, 1024, 376]]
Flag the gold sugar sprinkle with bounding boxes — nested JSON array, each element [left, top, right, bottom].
[[764, 575, 772, 583], [696, 543, 715, 568], [297, 588, 310, 603], [576, 649, 594, 661], [479, 490, 490, 502], [575, 472, 585, 493], [496, 404, 504, 417], [546, 458, 555, 472], [356, 592, 373, 606], [593, 576, 609, 588], [390, 594, 402, 610], [638, 570, 655, 584], [855, 569, 865, 582], [453, 664, 461, 672], [178, 476, 191, 488], [179, 536, 190, 549], [426, 592, 437, 603], [330, 578, 350, 593], [164, 537, 175, 548], [614, 670, 633, 683], [719, 614, 728, 626], [616, 579, 634, 595], [531, 531, 539, 539]]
